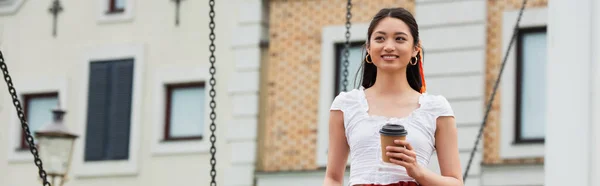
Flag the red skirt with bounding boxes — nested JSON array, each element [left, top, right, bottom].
[[360, 181, 420, 186]]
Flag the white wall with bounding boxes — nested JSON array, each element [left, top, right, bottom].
[[592, 0, 600, 185], [256, 170, 349, 186], [481, 164, 544, 186], [416, 0, 486, 185], [0, 0, 243, 185], [225, 0, 266, 185], [546, 0, 593, 185]]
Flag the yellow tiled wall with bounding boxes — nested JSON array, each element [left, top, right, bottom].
[[483, 0, 547, 165], [259, 0, 415, 172]]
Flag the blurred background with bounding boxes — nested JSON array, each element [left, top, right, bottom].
[[0, 0, 598, 186]]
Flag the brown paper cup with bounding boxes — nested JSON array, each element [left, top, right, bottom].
[[380, 135, 406, 163], [379, 124, 408, 163]]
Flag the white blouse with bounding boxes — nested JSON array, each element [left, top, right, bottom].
[[330, 88, 454, 186]]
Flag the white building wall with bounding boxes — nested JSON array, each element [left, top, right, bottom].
[[416, 0, 485, 185], [592, 1, 600, 185], [257, 170, 347, 186], [481, 164, 544, 186], [546, 0, 596, 185], [0, 0, 248, 185], [225, 0, 266, 185]]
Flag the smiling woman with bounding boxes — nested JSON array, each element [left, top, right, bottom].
[[323, 7, 463, 186]]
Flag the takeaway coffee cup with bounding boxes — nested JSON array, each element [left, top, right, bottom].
[[379, 124, 408, 163]]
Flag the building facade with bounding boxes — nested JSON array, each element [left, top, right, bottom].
[[1, 0, 598, 186], [0, 0, 264, 185]]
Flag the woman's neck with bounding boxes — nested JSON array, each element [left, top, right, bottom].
[[369, 69, 416, 96]]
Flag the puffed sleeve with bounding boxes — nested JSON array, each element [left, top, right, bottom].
[[434, 95, 454, 118], [330, 92, 349, 112]]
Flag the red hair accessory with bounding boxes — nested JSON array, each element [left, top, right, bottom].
[[418, 42, 426, 93]]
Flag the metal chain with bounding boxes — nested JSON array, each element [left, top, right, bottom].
[[341, 0, 352, 92], [208, 0, 217, 185], [463, 0, 528, 182], [0, 51, 52, 186]]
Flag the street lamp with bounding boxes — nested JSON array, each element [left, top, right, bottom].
[[35, 108, 78, 186]]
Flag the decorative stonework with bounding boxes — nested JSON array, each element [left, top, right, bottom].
[[260, 0, 415, 172], [483, 0, 547, 165]]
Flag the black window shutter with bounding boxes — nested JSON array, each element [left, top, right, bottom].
[[84, 59, 134, 161], [84, 62, 110, 161], [106, 59, 134, 160]]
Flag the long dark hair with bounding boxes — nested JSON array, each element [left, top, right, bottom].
[[357, 8, 424, 92]]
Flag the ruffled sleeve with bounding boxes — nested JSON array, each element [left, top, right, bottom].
[[420, 94, 454, 118], [436, 95, 454, 118], [330, 92, 349, 111]]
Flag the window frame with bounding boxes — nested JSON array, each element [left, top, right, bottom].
[[163, 82, 206, 141], [19, 92, 59, 150], [499, 7, 547, 159], [73, 44, 144, 177], [151, 66, 211, 156], [514, 26, 547, 144], [7, 77, 67, 163]]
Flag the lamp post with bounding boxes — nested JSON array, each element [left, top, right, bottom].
[[35, 108, 78, 186]]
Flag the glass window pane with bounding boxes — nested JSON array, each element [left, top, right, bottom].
[[520, 30, 547, 140], [115, 0, 125, 10], [337, 44, 364, 93], [169, 86, 205, 138], [26, 95, 59, 143]]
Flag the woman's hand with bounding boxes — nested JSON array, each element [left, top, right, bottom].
[[386, 140, 424, 180]]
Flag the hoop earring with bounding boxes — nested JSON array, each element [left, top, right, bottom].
[[410, 56, 418, 65], [365, 54, 373, 63]]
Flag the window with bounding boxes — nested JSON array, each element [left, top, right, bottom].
[[499, 7, 547, 159], [20, 93, 59, 150], [515, 26, 547, 144], [107, 0, 125, 13], [97, 0, 133, 23], [7, 77, 67, 163], [151, 66, 211, 156], [334, 42, 365, 96], [74, 44, 143, 177], [84, 59, 134, 161], [164, 82, 206, 141]]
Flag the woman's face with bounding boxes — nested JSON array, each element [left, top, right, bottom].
[[366, 17, 419, 72]]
